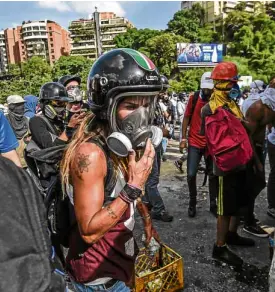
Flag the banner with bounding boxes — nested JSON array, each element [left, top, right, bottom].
[[177, 43, 224, 67]]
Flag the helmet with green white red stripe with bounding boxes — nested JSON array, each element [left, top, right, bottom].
[[87, 48, 166, 119]]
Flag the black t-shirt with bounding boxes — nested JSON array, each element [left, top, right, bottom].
[[29, 116, 66, 149]]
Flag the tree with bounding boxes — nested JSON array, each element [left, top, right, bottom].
[[52, 55, 94, 90], [140, 33, 187, 77], [167, 3, 207, 41], [114, 28, 162, 50]]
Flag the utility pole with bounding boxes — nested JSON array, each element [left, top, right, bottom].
[[94, 7, 102, 59]]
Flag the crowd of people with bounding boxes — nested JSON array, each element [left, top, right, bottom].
[[0, 48, 275, 291]]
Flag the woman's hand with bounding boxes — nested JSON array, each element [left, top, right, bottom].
[[144, 220, 161, 247], [128, 139, 155, 189]]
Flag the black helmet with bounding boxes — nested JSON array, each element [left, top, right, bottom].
[[58, 75, 81, 87], [39, 82, 73, 102], [87, 48, 166, 117], [160, 75, 170, 92]]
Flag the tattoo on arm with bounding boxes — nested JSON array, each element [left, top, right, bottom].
[[75, 153, 91, 179], [106, 205, 118, 219]]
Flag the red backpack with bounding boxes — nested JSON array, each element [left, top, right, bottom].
[[205, 106, 253, 172]]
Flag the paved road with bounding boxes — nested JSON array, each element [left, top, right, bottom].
[[134, 137, 274, 292], [68, 135, 274, 292]]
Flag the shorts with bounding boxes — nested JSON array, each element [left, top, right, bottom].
[[217, 170, 248, 216]]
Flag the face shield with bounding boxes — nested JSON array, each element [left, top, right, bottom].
[[106, 92, 163, 157]]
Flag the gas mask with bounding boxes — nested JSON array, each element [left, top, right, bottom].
[[228, 83, 241, 100], [67, 86, 82, 102], [44, 104, 66, 121], [106, 94, 163, 157]]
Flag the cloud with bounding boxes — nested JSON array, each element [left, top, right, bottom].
[[38, 1, 71, 12], [38, 1, 125, 16], [71, 2, 125, 17]]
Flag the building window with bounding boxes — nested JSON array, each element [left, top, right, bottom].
[[52, 55, 55, 59], [49, 32, 52, 36], [51, 44, 54, 47], [50, 38, 53, 42], [51, 49, 54, 53], [49, 27, 52, 30]]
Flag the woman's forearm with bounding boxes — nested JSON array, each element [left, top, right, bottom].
[[80, 197, 128, 244]]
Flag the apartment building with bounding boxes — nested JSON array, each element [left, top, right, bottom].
[[0, 30, 8, 73], [69, 12, 134, 59], [181, 1, 267, 23], [3, 20, 70, 66]]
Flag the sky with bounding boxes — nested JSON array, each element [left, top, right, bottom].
[[0, 1, 181, 31]]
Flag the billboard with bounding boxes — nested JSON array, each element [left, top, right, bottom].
[[177, 43, 224, 67]]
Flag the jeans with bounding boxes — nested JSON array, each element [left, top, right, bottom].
[[161, 138, 168, 154], [72, 280, 130, 292], [187, 146, 218, 207], [143, 144, 165, 215], [268, 141, 275, 209]]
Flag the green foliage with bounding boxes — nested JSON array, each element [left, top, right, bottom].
[[169, 68, 209, 93], [113, 28, 162, 50], [0, 55, 95, 102], [52, 55, 94, 91], [0, 57, 52, 102], [140, 33, 187, 77]]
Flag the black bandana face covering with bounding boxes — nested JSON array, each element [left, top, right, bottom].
[[8, 103, 25, 116]]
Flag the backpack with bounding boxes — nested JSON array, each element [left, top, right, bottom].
[[205, 106, 253, 172], [0, 157, 66, 292]]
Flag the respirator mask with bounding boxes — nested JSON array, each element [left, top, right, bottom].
[[228, 83, 241, 100], [67, 85, 82, 102], [215, 82, 241, 101], [44, 100, 66, 121], [106, 93, 163, 157]]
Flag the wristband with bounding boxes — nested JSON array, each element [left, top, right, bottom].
[[65, 126, 75, 139], [142, 213, 151, 221], [119, 183, 142, 203]]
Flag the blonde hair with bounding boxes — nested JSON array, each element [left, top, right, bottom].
[[60, 113, 107, 195]]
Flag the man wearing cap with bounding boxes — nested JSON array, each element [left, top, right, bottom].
[[6, 95, 29, 140], [177, 72, 218, 218], [6, 95, 30, 168]]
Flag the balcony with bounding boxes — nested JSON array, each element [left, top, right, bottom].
[[71, 44, 96, 50], [23, 33, 48, 41]]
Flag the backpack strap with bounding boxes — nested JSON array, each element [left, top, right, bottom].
[[191, 90, 200, 116], [188, 90, 200, 125], [38, 115, 59, 136]]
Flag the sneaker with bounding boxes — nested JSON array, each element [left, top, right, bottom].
[[210, 205, 218, 218], [226, 231, 255, 246], [243, 224, 269, 238], [267, 208, 275, 219], [188, 206, 196, 218], [162, 155, 167, 162], [152, 210, 173, 222], [212, 244, 243, 267], [174, 160, 183, 173]]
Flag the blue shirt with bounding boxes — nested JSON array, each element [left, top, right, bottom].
[[0, 112, 19, 153]]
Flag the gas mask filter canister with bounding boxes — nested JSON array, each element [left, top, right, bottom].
[[107, 125, 163, 157]]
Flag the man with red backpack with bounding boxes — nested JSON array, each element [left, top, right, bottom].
[[176, 72, 218, 218], [201, 62, 255, 267]]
